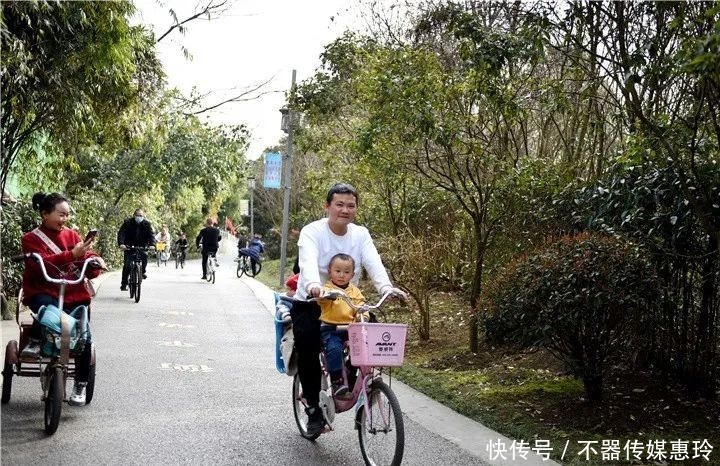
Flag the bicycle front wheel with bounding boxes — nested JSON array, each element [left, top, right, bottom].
[[357, 379, 405, 466], [128, 267, 137, 299], [247, 260, 262, 278], [134, 264, 142, 303]]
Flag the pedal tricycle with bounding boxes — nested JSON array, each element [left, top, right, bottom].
[[1, 253, 99, 435]]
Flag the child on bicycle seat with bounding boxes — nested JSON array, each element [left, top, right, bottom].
[[319, 253, 366, 398]]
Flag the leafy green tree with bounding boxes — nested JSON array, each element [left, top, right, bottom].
[[1, 0, 163, 194]]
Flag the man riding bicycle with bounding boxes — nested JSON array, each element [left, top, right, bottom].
[[117, 208, 155, 291], [196, 218, 221, 280], [292, 183, 405, 436]]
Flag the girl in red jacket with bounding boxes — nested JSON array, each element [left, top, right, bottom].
[[21, 192, 106, 406]]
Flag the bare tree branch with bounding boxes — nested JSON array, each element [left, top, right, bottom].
[[175, 76, 281, 115], [156, 0, 231, 43]]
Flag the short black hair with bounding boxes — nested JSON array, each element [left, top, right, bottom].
[[326, 183, 359, 204], [329, 253, 355, 269], [31, 192, 69, 215]]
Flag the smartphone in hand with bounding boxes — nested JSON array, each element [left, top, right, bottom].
[[84, 229, 98, 243]]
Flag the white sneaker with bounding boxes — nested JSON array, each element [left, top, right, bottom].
[[68, 382, 87, 406]]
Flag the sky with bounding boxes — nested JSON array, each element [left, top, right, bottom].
[[133, 0, 363, 158]]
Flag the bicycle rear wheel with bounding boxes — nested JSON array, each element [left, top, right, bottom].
[[205, 258, 213, 282], [357, 379, 404, 466], [44, 366, 64, 435], [292, 374, 320, 441]]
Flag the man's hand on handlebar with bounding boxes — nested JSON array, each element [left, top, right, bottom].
[[386, 287, 408, 302], [119, 244, 128, 250], [308, 285, 323, 298]]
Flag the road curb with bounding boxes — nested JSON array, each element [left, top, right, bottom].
[[240, 275, 561, 466]]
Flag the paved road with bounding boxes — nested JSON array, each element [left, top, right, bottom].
[[1, 254, 496, 466]]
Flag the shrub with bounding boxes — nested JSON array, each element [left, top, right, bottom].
[[482, 232, 659, 401]]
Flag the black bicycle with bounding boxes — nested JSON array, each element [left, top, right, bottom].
[[174, 246, 187, 269], [125, 246, 150, 303]]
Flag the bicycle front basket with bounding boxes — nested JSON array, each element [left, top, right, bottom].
[[348, 322, 407, 367]]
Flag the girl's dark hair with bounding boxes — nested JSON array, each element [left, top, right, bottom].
[[31, 192, 69, 214], [326, 183, 359, 204]]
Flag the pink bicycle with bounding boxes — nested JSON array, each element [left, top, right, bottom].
[[280, 290, 408, 466]]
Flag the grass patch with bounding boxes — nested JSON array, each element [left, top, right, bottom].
[[253, 258, 283, 291]]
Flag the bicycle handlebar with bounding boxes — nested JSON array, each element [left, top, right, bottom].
[[280, 289, 406, 314], [12, 252, 101, 286]]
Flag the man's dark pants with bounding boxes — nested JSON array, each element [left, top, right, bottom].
[[290, 300, 322, 407]]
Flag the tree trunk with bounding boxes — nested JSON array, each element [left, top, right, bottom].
[[468, 220, 486, 353]]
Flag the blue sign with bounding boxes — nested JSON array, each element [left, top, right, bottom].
[[263, 152, 282, 189]]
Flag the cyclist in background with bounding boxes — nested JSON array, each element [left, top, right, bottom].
[[117, 208, 155, 291], [172, 231, 189, 263], [196, 218, 221, 280]]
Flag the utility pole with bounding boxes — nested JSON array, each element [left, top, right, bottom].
[[279, 69, 296, 289], [248, 176, 255, 240]]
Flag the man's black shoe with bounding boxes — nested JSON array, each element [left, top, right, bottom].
[[142, 273, 147, 279], [201, 276, 207, 280], [305, 406, 324, 436], [120, 285, 127, 291]]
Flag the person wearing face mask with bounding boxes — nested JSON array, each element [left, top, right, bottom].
[[117, 208, 156, 291]]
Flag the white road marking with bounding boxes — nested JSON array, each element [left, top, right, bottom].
[[159, 322, 196, 329], [160, 363, 214, 372], [155, 340, 197, 348]]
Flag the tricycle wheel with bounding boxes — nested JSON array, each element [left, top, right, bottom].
[[2, 340, 18, 404], [44, 367, 64, 435], [85, 363, 96, 405]]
